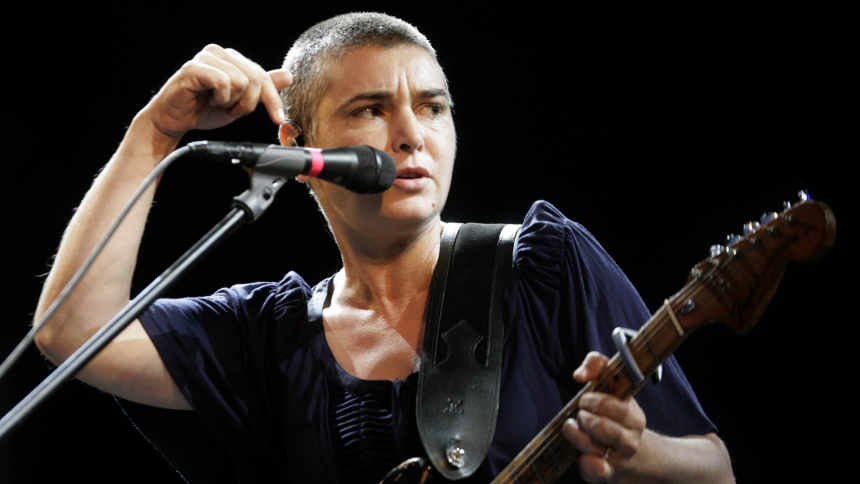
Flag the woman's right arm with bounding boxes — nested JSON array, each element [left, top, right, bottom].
[[33, 45, 291, 410]]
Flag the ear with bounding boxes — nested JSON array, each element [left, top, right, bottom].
[[278, 122, 299, 147], [278, 121, 312, 182]]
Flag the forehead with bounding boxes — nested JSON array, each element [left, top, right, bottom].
[[320, 45, 447, 106]]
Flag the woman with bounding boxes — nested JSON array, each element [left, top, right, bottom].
[[34, 13, 733, 483]]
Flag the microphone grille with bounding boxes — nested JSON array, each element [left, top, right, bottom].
[[348, 146, 396, 194]]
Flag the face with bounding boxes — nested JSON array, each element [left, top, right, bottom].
[[304, 45, 456, 237]]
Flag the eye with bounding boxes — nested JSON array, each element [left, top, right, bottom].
[[353, 106, 382, 119], [419, 104, 445, 117]]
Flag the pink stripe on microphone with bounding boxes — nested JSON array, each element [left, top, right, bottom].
[[307, 148, 324, 177]]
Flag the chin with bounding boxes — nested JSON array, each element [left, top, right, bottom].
[[381, 195, 444, 225]]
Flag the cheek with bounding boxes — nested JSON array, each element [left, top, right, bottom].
[[436, 130, 457, 180], [326, 132, 387, 152]]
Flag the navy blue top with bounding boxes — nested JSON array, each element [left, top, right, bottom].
[[138, 201, 714, 483]]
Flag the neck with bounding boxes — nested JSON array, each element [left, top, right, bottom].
[[331, 216, 443, 315]]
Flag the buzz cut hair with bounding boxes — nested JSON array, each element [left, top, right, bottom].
[[280, 12, 446, 143]]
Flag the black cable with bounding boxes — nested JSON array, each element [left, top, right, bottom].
[[0, 146, 188, 383]]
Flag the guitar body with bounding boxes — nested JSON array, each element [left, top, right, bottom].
[[380, 195, 835, 484]]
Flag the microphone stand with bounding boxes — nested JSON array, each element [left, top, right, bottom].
[[0, 163, 288, 442]]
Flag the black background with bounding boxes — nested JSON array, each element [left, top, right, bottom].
[[1, 2, 854, 482]]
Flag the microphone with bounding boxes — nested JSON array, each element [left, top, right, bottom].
[[188, 141, 396, 194]]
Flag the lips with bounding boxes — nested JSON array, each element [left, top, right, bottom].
[[393, 166, 431, 191], [396, 166, 429, 178]]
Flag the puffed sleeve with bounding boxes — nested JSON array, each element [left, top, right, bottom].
[[512, 201, 715, 437], [135, 271, 312, 479]]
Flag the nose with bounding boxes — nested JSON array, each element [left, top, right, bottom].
[[390, 108, 424, 154]]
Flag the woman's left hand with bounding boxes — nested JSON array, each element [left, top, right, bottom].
[[561, 351, 646, 483]]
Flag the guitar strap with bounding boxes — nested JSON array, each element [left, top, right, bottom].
[[417, 222, 520, 480]]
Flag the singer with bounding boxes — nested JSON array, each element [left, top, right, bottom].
[[34, 13, 733, 484]]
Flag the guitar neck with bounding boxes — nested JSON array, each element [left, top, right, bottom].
[[491, 294, 696, 484]]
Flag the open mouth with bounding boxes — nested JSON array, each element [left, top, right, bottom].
[[393, 168, 430, 190], [395, 167, 429, 179]]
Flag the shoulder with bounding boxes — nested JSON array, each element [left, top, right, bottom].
[[220, 271, 315, 322], [217, 271, 312, 305], [515, 200, 624, 283], [143, 271, 315, 334], [509, 201, 649, 349]]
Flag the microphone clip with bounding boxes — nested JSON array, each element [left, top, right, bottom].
[[231, 170, 289, 223]]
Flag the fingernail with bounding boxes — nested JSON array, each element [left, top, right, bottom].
[[277, 108, 286, 124], [565, 418, 579, 430]]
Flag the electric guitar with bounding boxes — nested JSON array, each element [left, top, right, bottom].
[[380, 192, 836, 484]]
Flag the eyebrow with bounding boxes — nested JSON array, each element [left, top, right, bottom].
[[339, 88, 450, 110]]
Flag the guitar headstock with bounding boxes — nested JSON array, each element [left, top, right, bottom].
[[675, 191, 836, 335]]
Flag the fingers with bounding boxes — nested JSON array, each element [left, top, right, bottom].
[[562, 419, 612, 484], [573, 351, 609, 383], [264, 69, 292, 124], [562, 389, 647, 483], [212, 47, 290, 125], [577, 394, 645, 456], [578, 454, 612, 484], [562, 418, 607, 455], [576, 402, 645, 457], [153, 44, 290, 136], [193, 46, 269, 119]]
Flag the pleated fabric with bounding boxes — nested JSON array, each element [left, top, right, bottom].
[[326, 382, 401, 484]]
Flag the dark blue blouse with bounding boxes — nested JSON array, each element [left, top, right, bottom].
[[138, 201, 714, 483]]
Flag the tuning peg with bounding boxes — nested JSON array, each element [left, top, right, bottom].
[[743, 222, 760, 235], [760, 212, 778, 224], [709, 245, 725, 257], [798, 190, 810, 202], [783, 201, 792, 211], [725, 234, 742, 246]]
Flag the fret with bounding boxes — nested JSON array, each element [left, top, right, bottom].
[[546, 438, 562, 469], [529, 461, 546, 484], [644, 331, 660, 363]]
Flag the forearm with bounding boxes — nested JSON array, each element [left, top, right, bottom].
[[614, 431, 734, 484], [34, 111, 180, 363]]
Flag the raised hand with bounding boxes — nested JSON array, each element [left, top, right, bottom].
[[33, 44, 293, 410], [139, 44, 292, 145]]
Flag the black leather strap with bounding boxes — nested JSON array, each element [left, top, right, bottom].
[[417, 222, 519, 480]]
